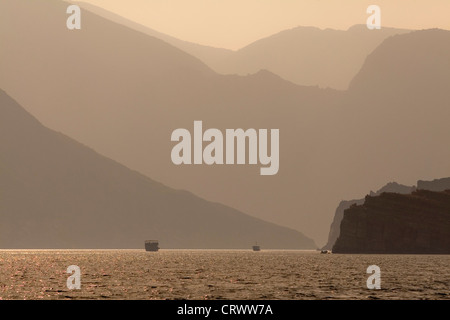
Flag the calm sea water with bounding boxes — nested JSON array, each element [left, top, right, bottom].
[[0, 250, 448, 300]]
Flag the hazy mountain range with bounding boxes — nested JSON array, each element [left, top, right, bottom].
[[77, 2, 410, 90], [1, 0, 450, 247], [0, 88, 316, 249]]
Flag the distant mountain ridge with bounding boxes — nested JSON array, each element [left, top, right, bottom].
[[209, 24, 411, 89], [0, 88, 316, 249], [76, 2, 411, 90]]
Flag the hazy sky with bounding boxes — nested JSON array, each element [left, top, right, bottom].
[[77, 0, 450, 50]]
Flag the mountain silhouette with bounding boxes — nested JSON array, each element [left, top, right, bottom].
[[212, 25, 410, 89], [2, 0, 450, 246], [76, 4, 410, 90], [0, 88, 316, 249]]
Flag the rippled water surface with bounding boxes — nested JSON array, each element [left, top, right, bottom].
[[0, 250, 448, 300]]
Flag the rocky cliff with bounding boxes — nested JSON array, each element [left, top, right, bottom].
[[332, 190, 450, 254], [322, 182, 415, 250]]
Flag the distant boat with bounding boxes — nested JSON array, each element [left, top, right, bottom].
[[252, 242, 261, 251], [145, 240, 159, 252]]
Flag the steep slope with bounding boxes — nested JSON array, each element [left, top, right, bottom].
[[0, 89, 316, 249], [214, 25, 411, 89], [349, 29, 450, 96], [332, 190, 450, 254], [324, 178, 450, 251], [322, 182, 415, 250], [76, 1, 234, 69]]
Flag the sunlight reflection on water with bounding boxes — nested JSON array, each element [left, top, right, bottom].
[[0, 250, 448, 300]]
